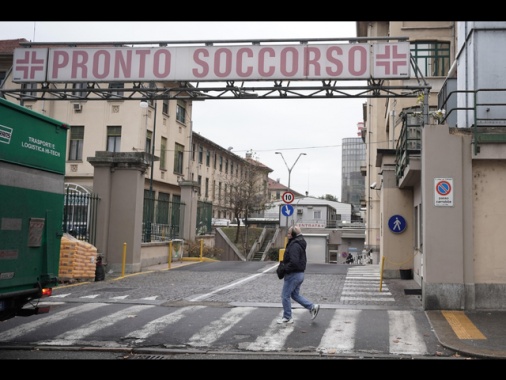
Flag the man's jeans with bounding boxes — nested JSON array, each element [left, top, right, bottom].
[[281, 271, 313, 319]]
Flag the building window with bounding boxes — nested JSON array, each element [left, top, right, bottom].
[[198, 145, 203, 164], [0, 70, 6, 87], [21, 82, 37, 99], [205, 178, 209, 197], [174, 143, 184, 174], [206, 150, 211, 167], [219, 155, 223, 172], [108, 82, 124, 98], [160, 137, 167, 170], [197, 175, 202, 195], [192, 143, 196, 161], [411, 41, 450, 77], [68, 126, 84, 161], [176, 102, 186, 123], [146, 131, 152, 154], [162, 99, 169, 114], [314, 210, 322, 219], [72, 82, 86, 98], [107, 126, 121, 152], [225, 159, 229, 174]]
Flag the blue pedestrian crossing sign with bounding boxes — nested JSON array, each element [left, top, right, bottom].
[[388, 214, 407, 234], [281, 204, 294, 217]]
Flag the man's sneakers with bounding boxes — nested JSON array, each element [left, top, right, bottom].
[[310, 304, 320, 320], [277, 317, 294, 324]]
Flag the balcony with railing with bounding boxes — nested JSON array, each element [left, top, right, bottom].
[[438, 79, 506, 155], [395, 84, 506, 186], [395, 109, 423, 188]]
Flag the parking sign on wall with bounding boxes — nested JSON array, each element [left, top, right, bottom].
[[434, 178, 453, 207]]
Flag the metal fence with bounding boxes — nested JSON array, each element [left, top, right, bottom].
[[142, 195, 185, 242], [62, 188, 99, 246], [63, 191, 213, 245]]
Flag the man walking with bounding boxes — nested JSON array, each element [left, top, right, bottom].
[[278, 225, 320, 324]]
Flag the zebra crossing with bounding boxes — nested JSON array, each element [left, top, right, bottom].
[[341, 265, 394, 303], [0, 303, 432, 356], [0, 264, 437, 357]]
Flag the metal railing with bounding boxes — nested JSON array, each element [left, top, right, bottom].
[[62, 189, 99, 246], [142, 196, 185, 242]]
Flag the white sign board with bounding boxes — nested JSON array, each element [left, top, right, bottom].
[[434, 178, 453, 207], [13, 42, 411, 83]]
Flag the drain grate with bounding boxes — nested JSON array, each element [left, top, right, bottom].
[[128, 354, 169, 360], [404, 289, 422, 295]]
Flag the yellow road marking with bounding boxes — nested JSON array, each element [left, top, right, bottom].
[[442, 310, 486, 340]]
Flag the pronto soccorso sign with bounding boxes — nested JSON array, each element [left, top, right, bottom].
[[13, 42, 410, 83]]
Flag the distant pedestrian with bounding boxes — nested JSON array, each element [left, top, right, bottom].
[[345, 253, 354, 264], [277, 225, 320, 324]]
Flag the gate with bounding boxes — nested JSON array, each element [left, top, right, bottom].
[[197, 201, 213, 235], [62, 185, 99, 246], [142, 194, 185, 242]]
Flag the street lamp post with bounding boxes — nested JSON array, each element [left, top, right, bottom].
[[140, 99, 157, 242], [275, 152, 306, 231]]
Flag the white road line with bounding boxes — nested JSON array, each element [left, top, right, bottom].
[[0, 303, 108, 341], [318, 309, 359, 354], [125, 305, 206, 343], [245, 308, 305, 352], [38, 304, 154, 346], [188, 307, 256, 347], [388, 310, 428, 355], [187, 264, 278, 302]]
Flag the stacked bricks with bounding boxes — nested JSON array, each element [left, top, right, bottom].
[[59, 233, 98, 281]]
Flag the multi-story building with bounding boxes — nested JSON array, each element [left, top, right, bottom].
[[190, 133, 272, 226], [341, 131, 366, 221], [359, 21, 506, 310]]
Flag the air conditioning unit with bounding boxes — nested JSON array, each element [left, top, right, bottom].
[[73, 103, 82, 112]]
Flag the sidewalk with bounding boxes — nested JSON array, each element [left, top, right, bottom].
[[427, 309, 506, 359]]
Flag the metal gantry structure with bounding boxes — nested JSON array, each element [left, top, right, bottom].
[[1, 37, 431, 104]]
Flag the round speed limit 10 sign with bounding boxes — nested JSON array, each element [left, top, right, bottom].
[[282, 191, 295, 204]]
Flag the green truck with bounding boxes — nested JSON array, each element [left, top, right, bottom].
[[0, 97, 68, 321]]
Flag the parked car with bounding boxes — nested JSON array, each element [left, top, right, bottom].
[[212, 218, 231, 227]]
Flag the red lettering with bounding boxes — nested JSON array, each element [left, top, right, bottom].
[[114, 50, 132, 79], [135, 50, 150, 78], [258, 47, 275, 77], [92, 50, 110, 79], [306, 46, 321, 76], [52, 51, 69, 79], [153, 50, 171, 78], [193, 49, 209, 78], [71, 51, 88, 79], [326, 46, 344, 76], [237, 48, 253, 77], [280, 47, 298, 77], [214, 48, 232, 78], [348, 45, 367, 76]]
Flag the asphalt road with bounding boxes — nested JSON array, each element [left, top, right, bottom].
[[0, 262, 471, 360]]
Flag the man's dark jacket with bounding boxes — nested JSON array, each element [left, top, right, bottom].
[[282, 235, 307, 274]]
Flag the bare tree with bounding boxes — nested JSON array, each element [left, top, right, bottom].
[[226, 160, 272, 244]]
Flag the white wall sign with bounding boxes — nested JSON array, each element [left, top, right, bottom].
[[434, 178, 453, 207]]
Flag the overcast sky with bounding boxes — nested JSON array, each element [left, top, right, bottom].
[[0, 21, 366, 200]]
